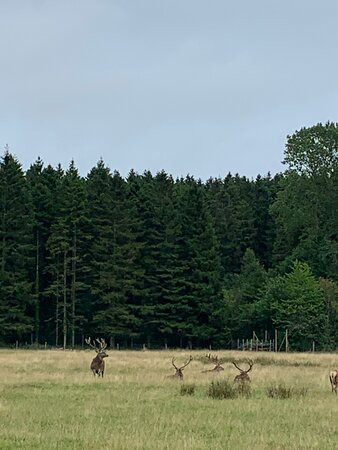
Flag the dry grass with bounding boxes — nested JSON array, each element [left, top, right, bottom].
[[0, 349, 338, 449]]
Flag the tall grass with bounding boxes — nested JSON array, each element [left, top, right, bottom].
[[0, 349, 337, 449]]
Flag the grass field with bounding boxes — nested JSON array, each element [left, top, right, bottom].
[[0, 349, 338, 449]]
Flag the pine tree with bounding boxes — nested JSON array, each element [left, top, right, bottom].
[[26, 158, 62, 343], [86, 163, 143, 345], [171, 177, 224, 347], [264, 261, 327, 350], [44, 164, 65, 346], [46, 162, 89, 348], [0, 150, 34, 342], [134, 170, 180, 346], [223, 248, 268, 339]]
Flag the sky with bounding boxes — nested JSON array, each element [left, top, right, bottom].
[[1, 0, 337, 180]]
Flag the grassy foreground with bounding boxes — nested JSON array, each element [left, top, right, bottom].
[[0, 349, 337, 449]]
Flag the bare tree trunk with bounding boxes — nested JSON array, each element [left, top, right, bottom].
[[55, 261, 60, 347], [35, 229, 40, 344], [63, 250, 67, 349], [1, 215, 5, 276], [71, 228, 77, 349]]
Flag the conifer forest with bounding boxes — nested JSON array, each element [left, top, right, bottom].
[[1, 122, 337, 351]]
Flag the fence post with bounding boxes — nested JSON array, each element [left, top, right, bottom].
[[285, 329, 288, 352], [275, 330, 278, 352]]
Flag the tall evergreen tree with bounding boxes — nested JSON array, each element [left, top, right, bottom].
[[0, 150, 34, 342], [263, 261, 327, 350], [87, 163, 143, 345], [171, 177, 224, 347]]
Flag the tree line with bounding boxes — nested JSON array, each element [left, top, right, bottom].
[[0, 122, 337, 351]]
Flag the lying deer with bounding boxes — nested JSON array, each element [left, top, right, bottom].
[[202, 353, 225, 373], [85, 337, 108, 377], [170, 356, 193, 380], [232, 360, 253, 382], [329, 370, 338, 394]]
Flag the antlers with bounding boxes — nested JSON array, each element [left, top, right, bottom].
[[180, 355, 193, 370], [232, 359, 254, 382], [202, 353, 225, 372], [232, 360, 253, 373], [170, 356, 193, 379], [85, 337, 107, 353], [172, 355, 192, 371]]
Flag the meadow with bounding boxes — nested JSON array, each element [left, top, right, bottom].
[[0, 349, 337, 449]]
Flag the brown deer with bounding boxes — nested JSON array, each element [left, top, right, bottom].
[[85, 337, 108, 377], [202, 353, 225, 373], [170, 356, 193, 380], [329, 370, 338, 394], [232, 360, 253, 382]]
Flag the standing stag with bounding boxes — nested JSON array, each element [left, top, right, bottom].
[[85, 337, 108, 377], [329, 370, 338, 394], [232, 360, 253, 382], [170, 356, 193, 380]]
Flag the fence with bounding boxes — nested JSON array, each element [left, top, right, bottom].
[[236, 330, 289, 352]]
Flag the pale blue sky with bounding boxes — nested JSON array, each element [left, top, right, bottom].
[[1, 0, 337, 179]]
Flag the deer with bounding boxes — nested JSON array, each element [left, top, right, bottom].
[[85, 337, 108, 377], [329, 370, 338, 394], [202, 353, 226, 373], [232, 360, 253, 383], [169, 356, 193, 380]]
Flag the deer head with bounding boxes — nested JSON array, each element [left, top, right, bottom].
[[202, 353, 225, 372], [171, 356, 193, 380], [232, 360, 253, 382]]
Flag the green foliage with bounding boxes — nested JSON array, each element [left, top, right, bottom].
[[86, 163, 142, 341], [283, 122, 338, 177], [0, 151, 34, 341], [0, 121, 337, 349], [235, 380, 252, 397], [223, 248, 268, 338], [207, 379, 238, 399], [320, 278, 338, 348], [180, 383, 196, 396], [263, 261, 327, 350], [273, 122, 338, 279], [266, 383, 308, 399]]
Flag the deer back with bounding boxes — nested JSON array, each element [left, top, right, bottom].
[[329, 370, 338, 392]]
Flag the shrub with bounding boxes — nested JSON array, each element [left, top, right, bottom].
[[235, 380, 252, 398], [266, 383, 308, 399], [180, 383, 196, 396], [207, 379, 238, 400]]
